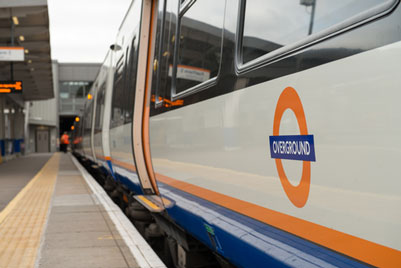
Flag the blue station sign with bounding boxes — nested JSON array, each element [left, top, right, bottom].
[[269, 135, 316, 162]]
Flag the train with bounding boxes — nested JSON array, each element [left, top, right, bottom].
[[72, 0, 401, 267]]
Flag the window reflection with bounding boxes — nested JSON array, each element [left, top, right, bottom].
[[94, 83, 105, 133], [175, 0, 225, 94], [111, 53, 126, 127], [59, 81, 93, 98], [83, 102, 93, 135], [152, 0, 177, 106], [242, 0, 390, 63]]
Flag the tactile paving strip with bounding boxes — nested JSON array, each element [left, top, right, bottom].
[[0, 153, 60, 268]]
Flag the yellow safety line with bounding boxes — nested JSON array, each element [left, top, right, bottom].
[[0, 153, 60, 268]]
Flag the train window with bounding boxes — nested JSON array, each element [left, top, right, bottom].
[[173, 0, 225, 96], [153, 0, 175, 108], [152, 0, 167, 108], [94, 83, 106, 133], [122, 46, 131, 123], [111, 53, 126, 128], [124, 37, 138, 123], [241, 0, 397, 64], [83, 101, 93, 135]]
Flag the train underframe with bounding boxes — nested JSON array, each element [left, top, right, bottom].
[[73, 152, 236, 268]]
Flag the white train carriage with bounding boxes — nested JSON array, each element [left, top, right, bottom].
[[75, 0, 401, 267]]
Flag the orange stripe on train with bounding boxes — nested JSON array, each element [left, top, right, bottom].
[[156, 173, 401, 268], [108, 157, 401, 267]]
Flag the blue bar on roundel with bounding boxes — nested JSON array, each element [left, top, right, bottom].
[[269, 135, 316, 162]]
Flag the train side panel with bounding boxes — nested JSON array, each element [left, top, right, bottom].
[[151, 43, 401, 265], [92, 53, 113, 171], [82, 87, 95, 161], [100, 52, 115, 174], [76, 0, 401, 267], [149, 0, 401, 267], [108, 0, 143, 192]]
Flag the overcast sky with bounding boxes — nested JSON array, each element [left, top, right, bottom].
[[48, 0, 132, 63]]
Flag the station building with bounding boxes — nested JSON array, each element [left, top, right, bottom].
[[0, 0, 100, 158], [27, 62, 99, 154], [57, 62, 100, 135], [0, 0, 53, 160]]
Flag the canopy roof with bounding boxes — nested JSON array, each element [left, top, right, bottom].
[[0, 0, 53, 100]]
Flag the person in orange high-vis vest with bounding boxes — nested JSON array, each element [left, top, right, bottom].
[[60, 132, 70, 153]]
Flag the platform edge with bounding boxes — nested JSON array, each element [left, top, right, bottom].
[[70, 154, 166, 268]]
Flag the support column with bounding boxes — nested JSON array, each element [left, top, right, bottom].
[[0, 97, 4, 163], [0, 97, 4, 140], [24, 101, 30, 154]]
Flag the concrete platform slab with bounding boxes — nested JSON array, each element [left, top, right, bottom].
[[52, 194, 97, 206], [51, 205, 105, 214], [0, 153, 52, 211], [0, 154, 59, 268], [0, 152, 165, 268], [36, 154, 138, 268], [39, 247, 130, 268], [44, 230, 122, 248]]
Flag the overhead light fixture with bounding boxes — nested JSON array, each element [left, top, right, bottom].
[[27, 59, 32, 64], [75, 116, 80, 122], [87, 93, 93, 100], [12, 16, 19, 25], [30, 67, 35, 72], [71, 126, 75, 130], [24, 49, 29, 54], [19, 35, 25, 41]]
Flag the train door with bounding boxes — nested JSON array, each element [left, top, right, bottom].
[[90, 86, 98, 162], [131, 0, 162, 200], [101, 53, 114, 170]]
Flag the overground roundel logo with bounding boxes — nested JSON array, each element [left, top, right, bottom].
[[269, 87, 316, 208]]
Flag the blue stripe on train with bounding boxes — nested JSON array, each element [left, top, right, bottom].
[[97, 159, 367, 267], [106, 160, 116, 179], [96, 159, 142, 193], [158, 182, 368, 268]]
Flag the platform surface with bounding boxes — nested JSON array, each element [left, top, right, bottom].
[[0, 153, 163, 268], [0, 153, 52, 211]]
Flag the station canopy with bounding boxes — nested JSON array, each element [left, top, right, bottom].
[[0, 0, 53, 100]]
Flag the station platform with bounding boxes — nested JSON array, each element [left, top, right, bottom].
[[0, 153, 165, 268]]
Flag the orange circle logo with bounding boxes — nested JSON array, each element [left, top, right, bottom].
[[272, 87, 314, 208]]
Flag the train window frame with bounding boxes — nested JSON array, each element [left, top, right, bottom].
[[94, 82, 106, 134], [122, 45, 131, 123], [154, 0, 167, 108], [170, 0, 225, 101], [83, 97, 94, 136], [111, 50, 126, 128], [236, 0, 399, 74], [124, 36, 138, 123]]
